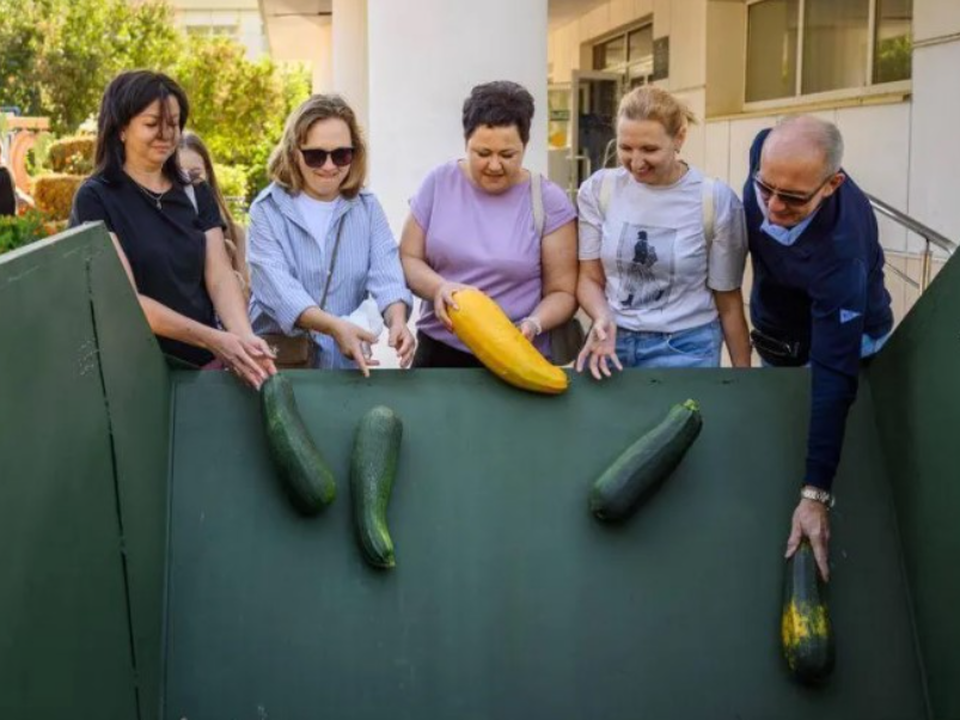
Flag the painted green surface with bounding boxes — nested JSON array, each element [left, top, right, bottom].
[[88, 226, 171, 720], [868, 252, 960, 720], [164, 369, 926, 720], [0, 228, 139, 719]]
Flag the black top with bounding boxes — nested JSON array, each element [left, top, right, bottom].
[[70, 173, 225, 366], [743, 128, 893, 491]]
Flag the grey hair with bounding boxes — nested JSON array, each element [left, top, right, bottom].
[[773, 115, 844, 175]]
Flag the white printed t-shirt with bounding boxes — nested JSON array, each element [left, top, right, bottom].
[[577, 165, 747, 334]]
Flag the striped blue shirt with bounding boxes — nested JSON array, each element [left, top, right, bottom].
[[247, 183, 412, 369]]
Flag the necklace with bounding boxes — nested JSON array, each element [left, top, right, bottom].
[[133, 181, 169, 210]]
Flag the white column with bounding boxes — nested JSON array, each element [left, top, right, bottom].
[[366, 0, 549, 235], [332, 0, 369, 131], [311, 21, 335, 93]]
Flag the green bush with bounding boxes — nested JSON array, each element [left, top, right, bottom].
[[214, 162, 249, 218], [48, 136, 96, 175], [0, 211, 56, 255]]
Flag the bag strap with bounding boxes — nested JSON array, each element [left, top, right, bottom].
[[319, 212, 346, 311], [530, 171, 545, 238], [701, 175, 716, 250], [598, 170, 615, 217]]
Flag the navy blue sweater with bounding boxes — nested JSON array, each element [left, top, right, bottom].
[[744, 129, 893, 491]]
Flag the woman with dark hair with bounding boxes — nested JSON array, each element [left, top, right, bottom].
[[178, 131, 249, 296], [400, 80, 578, 368], [69, 70, 275, 388], [247, 94, 413, 374]]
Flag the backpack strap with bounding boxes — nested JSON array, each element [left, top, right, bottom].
[[598, 170, 615, 218], [530, 171, 545, 237], [701, 175, 716, 250]]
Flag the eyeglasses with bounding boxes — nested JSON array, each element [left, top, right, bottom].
[[753, 172, 833, 208], [299, 146, 354, 168]]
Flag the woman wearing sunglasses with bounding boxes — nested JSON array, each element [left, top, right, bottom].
[[575, 86, 751, 379], [247, 94, 413, 374], [70, 71, 276, 390], [400, 80, 578, 367]]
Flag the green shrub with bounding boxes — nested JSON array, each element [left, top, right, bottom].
[[48, 136, 96, 175], [0, 211, 56, 255]]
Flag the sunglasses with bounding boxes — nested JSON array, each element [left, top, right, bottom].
[[300, 146, 354, 168], [753, 172, 832, 208]]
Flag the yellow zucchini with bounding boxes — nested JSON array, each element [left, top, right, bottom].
[[448, 289, 568, 395]]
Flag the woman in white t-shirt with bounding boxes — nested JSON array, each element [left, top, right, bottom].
[[575, 86, 751, 378]]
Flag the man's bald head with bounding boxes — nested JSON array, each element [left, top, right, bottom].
[[763, 115, 844, 177]]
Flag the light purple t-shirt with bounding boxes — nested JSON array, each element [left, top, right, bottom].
[[410, 160, 577, 354]]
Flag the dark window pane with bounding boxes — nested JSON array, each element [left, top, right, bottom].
[[746, 0, 800, 102], [802, 0, 869, 94], [874, 0, 912, 83]]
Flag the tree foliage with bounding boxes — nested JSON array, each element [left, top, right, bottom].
[[0, 0, 311, 200]]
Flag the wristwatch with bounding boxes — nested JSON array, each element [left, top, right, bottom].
[[800, 485, 835, 508]]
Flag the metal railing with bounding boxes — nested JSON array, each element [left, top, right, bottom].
[[866, 193, 957, 293]]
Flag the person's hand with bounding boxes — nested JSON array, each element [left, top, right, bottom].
[[517, 317, 541, 341], [387, 320, 416, 369], [330, 318, 380, 378], [208, 329, 271, 390], [575, 317, 623, 380], [785, 497, 831, 581], [239, 333, 277, 378], [434, 281, 475, 330]]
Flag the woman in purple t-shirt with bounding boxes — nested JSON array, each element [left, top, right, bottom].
[[400, 81, 578, 367]]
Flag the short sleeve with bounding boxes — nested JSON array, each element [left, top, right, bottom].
[[706, 182, 748, 292], [69, 180, 113, 231], [576, 170, 607, 260], [540, 178, 577, 236], [408, 165, 440, 233], [192, 181, 225, 232]]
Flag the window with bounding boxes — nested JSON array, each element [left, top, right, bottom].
[[592, 23, 655, 88], [745, 0, 912, 103]]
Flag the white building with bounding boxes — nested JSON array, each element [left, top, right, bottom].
[[259, 0, 956, 327], [167, 0, 269, 58]]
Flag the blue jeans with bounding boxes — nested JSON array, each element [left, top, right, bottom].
[[615, 320, 722, 369]]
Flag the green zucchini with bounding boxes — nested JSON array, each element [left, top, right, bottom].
[[590, 399, 702, 522], [261, 373, 336, 514], [782, 540, 835, 683], [350, 406, 403, 568]]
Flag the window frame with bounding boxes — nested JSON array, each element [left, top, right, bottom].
[[590, 20, 655, 88], [743, 0, 912, 112]]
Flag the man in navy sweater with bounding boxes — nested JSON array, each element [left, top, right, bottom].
[[743, 116, 893, 581]]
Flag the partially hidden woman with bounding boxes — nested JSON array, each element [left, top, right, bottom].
[[576, 86, 751, 379], [178, 131, 249, 298], [246, 94, 414, 375], [70, 70, 275, 389], [400, 80, 578, 367]]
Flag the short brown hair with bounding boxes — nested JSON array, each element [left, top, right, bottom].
[[618, 86, 697, 138], [268, 94, 367, 199]]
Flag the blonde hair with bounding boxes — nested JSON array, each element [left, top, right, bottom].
[[268, 94, 367, 199], [617, 86, 698, 138]]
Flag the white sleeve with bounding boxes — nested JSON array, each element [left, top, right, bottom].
[[576, 170, 606, 260], [707, 182, 748, 292]]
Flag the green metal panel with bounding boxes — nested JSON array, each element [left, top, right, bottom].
[[0, 229, 139, 719], [88, 225, 171, 720], [868, 253, 960, 720], [164, 369, 925, 720]]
